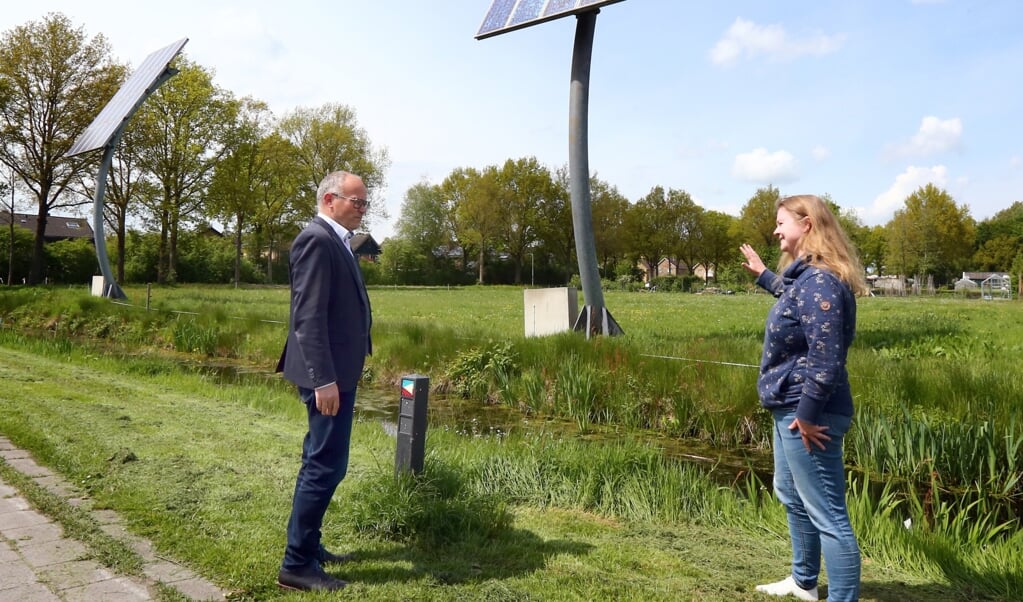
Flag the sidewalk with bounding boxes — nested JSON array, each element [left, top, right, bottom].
[[0, 436, 227, 601]]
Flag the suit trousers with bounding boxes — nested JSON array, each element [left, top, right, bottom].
[[281, 386, 356, 571]]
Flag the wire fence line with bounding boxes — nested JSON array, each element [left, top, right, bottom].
[[108, 299, 287, 325]]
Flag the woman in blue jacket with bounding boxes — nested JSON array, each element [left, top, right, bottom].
[[740, 194, 869, 602]]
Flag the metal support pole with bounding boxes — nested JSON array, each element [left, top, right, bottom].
[[92, 137, 126, 299], [569, 11, 622, 336]]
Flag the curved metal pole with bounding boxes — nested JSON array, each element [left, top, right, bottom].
[[569, 11, 621, 336], [569, 11, 602, 309], [92, 133, 126, 299]]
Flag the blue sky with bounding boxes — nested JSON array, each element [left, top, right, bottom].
[[5, 1, 1021, 240]]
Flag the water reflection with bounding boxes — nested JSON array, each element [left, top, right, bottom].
[[355, 386, 774, 485]]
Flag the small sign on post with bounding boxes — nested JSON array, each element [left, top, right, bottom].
[[396, 374, 429, 475]]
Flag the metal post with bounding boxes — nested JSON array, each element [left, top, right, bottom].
[[569, 11, 622, 336], [395, 374, 429, 475]]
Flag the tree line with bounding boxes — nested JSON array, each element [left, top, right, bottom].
[[0, 13, 387, 286], [1, 14, 1020, 291]]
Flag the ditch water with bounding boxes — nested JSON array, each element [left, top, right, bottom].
[[194, 360, 775, 487]]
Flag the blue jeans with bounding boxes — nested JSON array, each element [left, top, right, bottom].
[[282, 386, 356, 571], [772, 408, 861, 602]]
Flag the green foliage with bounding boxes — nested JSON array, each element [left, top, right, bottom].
[[344, 458, 512, 548], [122, 230, 160, 283], [443, 340, 519, 401], [0, 222, 33, 283], [175, 230, 261, 284], [170, 316, 219, 355], [44, 238, 98, 284], [886, 184, 976, 285], [0, 13, 123, 284]]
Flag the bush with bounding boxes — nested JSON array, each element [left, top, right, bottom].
[[45, 238, 98, 284], [0, 225, 35, 284]]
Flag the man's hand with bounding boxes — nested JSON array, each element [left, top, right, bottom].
[[315, 383, 341, 416], [788, 417, 831, 452], [740, 243, 767, 277]]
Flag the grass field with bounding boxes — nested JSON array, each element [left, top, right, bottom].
[[0, 284, 1021, 600]]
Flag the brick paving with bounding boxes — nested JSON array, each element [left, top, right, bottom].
[[0, 436, 227, 601]]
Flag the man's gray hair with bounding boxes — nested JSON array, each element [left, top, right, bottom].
[[316, 171, 352, 208]]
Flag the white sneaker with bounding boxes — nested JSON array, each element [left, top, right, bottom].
[[755, 575, 819, 600]]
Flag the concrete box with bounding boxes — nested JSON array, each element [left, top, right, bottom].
[[524, 287, 578, 337], [90, 275, 106, 297]]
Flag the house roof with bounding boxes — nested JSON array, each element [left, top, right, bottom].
[[0, 211, 94, 241], [351, 233, 381, 256]]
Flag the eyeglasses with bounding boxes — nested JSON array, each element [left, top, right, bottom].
[[332, 193, 370, 210]]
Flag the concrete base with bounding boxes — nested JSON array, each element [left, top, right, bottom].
[[524, 287, 578, 337]]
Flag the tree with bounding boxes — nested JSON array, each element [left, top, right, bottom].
[[886, 184, 975, 285], [860, 225, 888, 276], [536, 166, 575, 284], [696, 210, 738, 283], [387, 180, 456, 284], [589, 176, 629, 278], [452, 166, 505, 284], [131, 58, 237, 283], [494, 157, 555, 284], [735, 185, 782, 270], [737, 185, 780, 248], [207, 97, 272, 286], [0, 13, 122, 283], [625, 186, 676, 280], [250, 132, 304, 283], [973, 201, 1023, 272], [663, 188, 703, 276], [277, 103, 389, 230]]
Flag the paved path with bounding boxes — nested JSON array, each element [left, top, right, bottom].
[[0, 436, 227, 601]]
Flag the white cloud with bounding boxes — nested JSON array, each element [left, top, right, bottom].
[[710, 18, 846, 66], [731, 148, 799, 183], [1010, 156, 1022, 169], [885, 116, 963, 158], [860, 165, 948, 223], [811, 145, 831, 161]]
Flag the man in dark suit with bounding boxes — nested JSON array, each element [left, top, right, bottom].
[[275, 170, 372, 592]]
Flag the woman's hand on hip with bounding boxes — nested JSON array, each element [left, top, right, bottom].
[[788, 417, 831, 452]]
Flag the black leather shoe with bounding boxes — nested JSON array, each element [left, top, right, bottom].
[[277, 567, 347, 592], [319, 547, 355, 565]]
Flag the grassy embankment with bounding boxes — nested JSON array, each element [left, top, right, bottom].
[[0, 284, 1020, 600]]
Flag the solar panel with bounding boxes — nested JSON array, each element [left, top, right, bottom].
[[66, 38, 189, 157], [476, 0, 625, 40]]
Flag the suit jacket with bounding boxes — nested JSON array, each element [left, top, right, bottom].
[[276, 216, 372, 392]]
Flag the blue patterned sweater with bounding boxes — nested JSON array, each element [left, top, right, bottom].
[[755, 258, 857, 423]]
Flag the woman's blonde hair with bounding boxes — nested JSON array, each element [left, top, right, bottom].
[[777, 194, 870, 296]]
